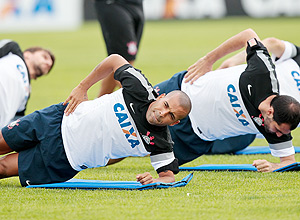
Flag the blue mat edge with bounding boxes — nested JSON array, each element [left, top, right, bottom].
[[235, 146, 300, 155], [180, 164, 257, 172], [26, 173, 193, 190], [179, 162, 300, 172]]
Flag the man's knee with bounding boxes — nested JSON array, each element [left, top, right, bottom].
[[154, 71, 186, 95], [210, 134, 256, 154], [174, 144, 205, 166]]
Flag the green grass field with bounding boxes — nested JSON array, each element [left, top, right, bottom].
[[1, 17, 300, 220]]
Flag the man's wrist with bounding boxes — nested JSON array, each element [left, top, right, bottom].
[[204, 52, 216, 66]]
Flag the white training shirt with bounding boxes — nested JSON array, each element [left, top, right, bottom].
[[181, 65, 258, 141], [61, 89, 149, 171], [62, 64, 179, 174], [182, 40, 300, 158], [0, 53, 30, 127], [273, 41, 300, 101]]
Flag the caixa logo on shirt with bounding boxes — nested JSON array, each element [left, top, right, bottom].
[[291, 71, 300, 92], [114, 103, 140, 148], [227, 84, 250, 127], [16, 64, 28, 84]]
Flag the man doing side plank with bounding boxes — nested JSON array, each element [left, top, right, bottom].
[[0, 54, 191, 186], [155, 29, 300, 172]]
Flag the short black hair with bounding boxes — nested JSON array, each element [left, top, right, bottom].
[[271, 95, 300, 130]]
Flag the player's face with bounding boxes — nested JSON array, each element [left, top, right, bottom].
[[146, 93, 186, 126], [31, 50, 53, 79], [264, 117, 291, 137]]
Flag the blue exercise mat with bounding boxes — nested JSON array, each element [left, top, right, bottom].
[[234, 146, 300, 155], [179, 162, 300, 172], [26, 173, 193, 190]]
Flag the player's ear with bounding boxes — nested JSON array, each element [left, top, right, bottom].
[[23, 51, 33, 60], [266, 106, 274, 118], [169, 120, 180, 126]]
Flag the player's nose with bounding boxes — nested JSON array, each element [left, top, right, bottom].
[[159, 109, 169, 117]]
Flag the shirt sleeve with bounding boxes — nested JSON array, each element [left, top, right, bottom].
[[114, 64, 157, 101], [269, 140, 295, 157], [150, 152, 179, 174], [291, 44, 300, 66], [243, 38, 279, 108], [273, 41, 298, 64]]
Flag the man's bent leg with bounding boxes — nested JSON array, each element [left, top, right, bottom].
[[0, 152, 18, 179], [154, 71, 187, 95], [209, 134, 256, 154], [0, 130, 14, 155], [169, 116, 214, 165]]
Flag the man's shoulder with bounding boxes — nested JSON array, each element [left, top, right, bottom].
[[117, 65, 157, 103], [0, 40, 23, 58], [292, 45, 300, 66]]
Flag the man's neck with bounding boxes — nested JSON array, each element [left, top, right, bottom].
[[24, 58, 35, 79], [24, 52, 35, 79]]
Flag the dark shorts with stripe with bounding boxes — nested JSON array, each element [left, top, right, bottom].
[[2, 103, 78, 186], [94, 0, 144, 61], [155, 71, 255, 165]]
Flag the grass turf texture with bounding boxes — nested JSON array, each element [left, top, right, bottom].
[[1, 17, 300, 219]]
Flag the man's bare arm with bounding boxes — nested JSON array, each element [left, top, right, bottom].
[[253, 154, 296, 172], [185, 28, 260, 84], [64, 54, 128, 115], [136, 170, 175, 185], [218, 37, 286, 69]]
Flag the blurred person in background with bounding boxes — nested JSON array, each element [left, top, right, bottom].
[[0, 39, 55, 128], [94, 0, 144, 97]]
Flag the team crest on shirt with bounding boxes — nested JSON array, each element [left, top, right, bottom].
[[252, 114, 264, 127], [127, 41, 137, 56], [252, 117, 263, 126], [227, 84, 250, 126], [7, 119, 20, 130], [114, 103, 140, 148], [142, 131, 155, 145]]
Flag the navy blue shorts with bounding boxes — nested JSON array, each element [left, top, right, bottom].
[[155, 71, 255, 164], [209, 134, 255, 154], [2, 103, 78, 186]]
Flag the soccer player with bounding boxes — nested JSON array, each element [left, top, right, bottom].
[[211, 36, 300, 154], [94, 0, 144, 97], [155, 29, 300, 172], [0, 39, 55, 128], [0, 54, 191, 187]]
